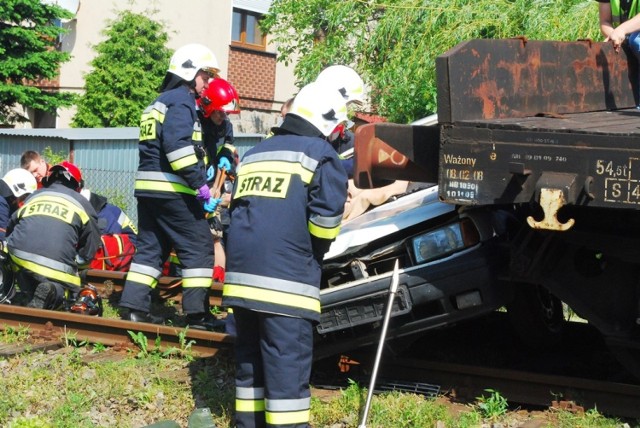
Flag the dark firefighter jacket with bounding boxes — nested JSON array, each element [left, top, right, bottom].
[[223, 116, 349, 322], [6, 182, 101, 287], [200, 114, 237, 182], [134, 85, 207, 199], [85, 191, 137, 244], [201, 115, 234, 162], [332, 129, 355, 178], [0, 180, 16, 240]]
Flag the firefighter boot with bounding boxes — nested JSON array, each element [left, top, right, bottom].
[[122, 310, 164, 325], [185, 313, 226, 331], [27, 282, 57, 310]]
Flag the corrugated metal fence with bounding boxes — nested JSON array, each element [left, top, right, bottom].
[[0, 127, 264, 225]]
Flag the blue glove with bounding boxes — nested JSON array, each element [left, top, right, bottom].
[[203, 197, 221, 213], [217, 157, 231, 171], [75, 255, 88, 268], [196, 184, 211, 201], [206, 165, 215, 181]]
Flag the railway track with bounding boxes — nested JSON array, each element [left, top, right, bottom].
[[83, 269, 224, 307], [313, 313, 640, 421], [380, 357, 640, 419], [2, 270, 640, 421], [0, 304, 232, 357], [0, 269, 233, 358], [312, 348, 640, 420]]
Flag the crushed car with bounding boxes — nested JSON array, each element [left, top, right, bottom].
[[316, 183, 512, 358]]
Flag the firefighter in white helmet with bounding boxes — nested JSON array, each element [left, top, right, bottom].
[[0, 168, 37, 241], [315, 64, 367, 178], [315, 64, 366, 106], [119, 43, 222, 328], [0, 168, 37, 304], [222, 82, 349, 427]]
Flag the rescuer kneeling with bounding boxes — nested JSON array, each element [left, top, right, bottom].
[[6, 162, 101, 310]]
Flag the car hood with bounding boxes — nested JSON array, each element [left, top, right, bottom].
[[325, 185, 455, 260]]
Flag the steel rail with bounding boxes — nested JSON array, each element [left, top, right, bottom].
[[0, 304, 233, 358], [380, 357, 640, 419], [84, 269, 224, 306]]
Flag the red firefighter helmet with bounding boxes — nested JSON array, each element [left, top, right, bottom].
[[43, 161, 83, 191], [199, 78, 240, 118]]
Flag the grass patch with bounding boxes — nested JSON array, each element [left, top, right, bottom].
[[0, 348, 235, 427], [0, 316, 631, 427], [0, 346, 631, 427], [309, 380, 629, 428], [0, 325, 31, 344]]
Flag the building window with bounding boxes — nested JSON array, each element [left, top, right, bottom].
[[232, 8, 266, 50]]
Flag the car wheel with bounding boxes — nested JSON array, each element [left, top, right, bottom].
[[506, 282, 565, 349]]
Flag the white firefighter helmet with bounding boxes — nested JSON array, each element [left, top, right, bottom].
[[2, 168, 37, 198], [315, 65, 365, 105], [168, 43, 220, 82], [289, 82, 348, 137]]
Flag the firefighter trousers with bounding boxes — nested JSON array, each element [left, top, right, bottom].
[[119, 196, 213, 315], [233, 307, 313, 428], [15, 269, 74, 309]]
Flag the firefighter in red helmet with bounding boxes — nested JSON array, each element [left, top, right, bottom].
[[198, 77, 240, 179], [200, 77, 240, 118], [5, 161, 100, 310], [197, 77, 241, 285]]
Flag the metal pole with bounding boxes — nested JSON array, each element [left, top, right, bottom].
[[358, 259, 400, 428]]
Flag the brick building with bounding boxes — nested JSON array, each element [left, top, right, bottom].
[[19, 0, 298, 134]]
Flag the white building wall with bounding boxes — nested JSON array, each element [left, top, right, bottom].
[[46, 0, 295, 129]]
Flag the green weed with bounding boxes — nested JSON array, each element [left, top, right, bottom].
[[167, 326, 196, 361], [476, 388, 509, 420], [92, 342, 107, 353], [128, 330, 150, 358], [0, 347, 630, 428], [100, 300, 121, 319], [6, 415, 52, 427], [553, 407, 624, 428], [1, 325, 31, 343], [127, 330, 192, 361], [62, 327, 87, 349]]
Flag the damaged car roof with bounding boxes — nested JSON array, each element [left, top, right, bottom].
[[325, 184, 452, 260]]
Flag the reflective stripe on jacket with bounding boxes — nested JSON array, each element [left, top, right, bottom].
[[6, 183, 100, 287], [222, 133, 348, 321], [135, 85, 206, 199]]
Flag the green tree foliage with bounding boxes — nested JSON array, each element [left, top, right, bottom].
[[71, 11, 171, 128], [263, 0, 602, 123], [0, 0, 75, 125]]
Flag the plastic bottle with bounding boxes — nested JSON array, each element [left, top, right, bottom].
[[141, 420, 180, 428], [188, 407, 216, 428]]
